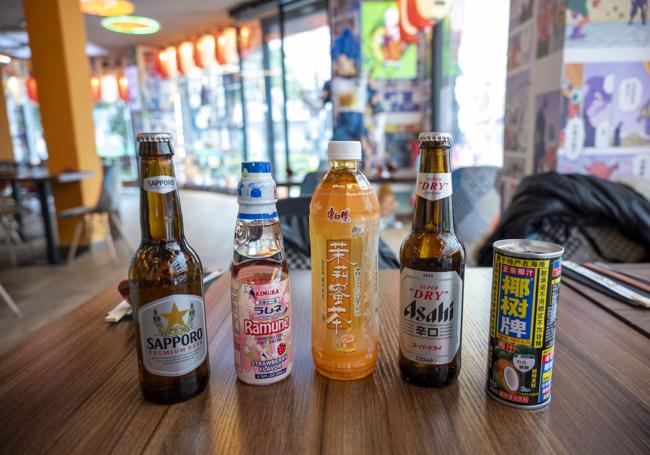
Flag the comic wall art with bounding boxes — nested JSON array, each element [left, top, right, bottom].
[[504, 71, 531, 155], [508, 25, 533, 71], [558, 152, 650, 179], [534, 90, 562, 172], [565, 0, 650, 48], [536, 0, 566, 58], [361, 1, 418, 80], [510, 0, 535, 29]]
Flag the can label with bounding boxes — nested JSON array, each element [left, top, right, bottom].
[[143, 176, 177, 193], [231, 275, 292, 384], [416, 172, 452, 201], [137, 294, 208, 377], [400, 269, 463, 365], [487, 253, 562, 407]]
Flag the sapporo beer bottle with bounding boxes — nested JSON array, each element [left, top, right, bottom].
[[399, 132, 465, 387], [128, 132, 210, 404]]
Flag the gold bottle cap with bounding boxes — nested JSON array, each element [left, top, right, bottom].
[[418, 132, 453, 147]]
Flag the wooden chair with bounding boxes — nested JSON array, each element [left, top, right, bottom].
[[60, 165, 134, 263]]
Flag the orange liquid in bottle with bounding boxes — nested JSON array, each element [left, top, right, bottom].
[[309, 158, 380, 380]]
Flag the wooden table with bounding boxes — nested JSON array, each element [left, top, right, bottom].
[[0, 269, 648, 454], [0, 170, 94, 264]]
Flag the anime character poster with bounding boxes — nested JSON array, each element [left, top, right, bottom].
[[509, 0, 535, 29], [504, 70, 531, 154], [536, 0, 565, 58], [508, 25, 533, 71], [534, 90, 562, 172], [561, 61, 650, 158], [361, 1, 418, 80], [557, 153, 649, 179], [565, 0, 650, 48]]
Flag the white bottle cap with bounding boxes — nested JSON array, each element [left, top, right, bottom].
[[327, 141, 362, 161]]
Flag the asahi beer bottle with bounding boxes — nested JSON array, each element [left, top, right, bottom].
[[399, 132, 465, 387], [128, 132, 210, 404], [231, 161, 292, 385]]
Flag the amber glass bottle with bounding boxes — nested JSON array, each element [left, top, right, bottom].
[[399, 132, 465, 387], [128, 132, 209, 404]]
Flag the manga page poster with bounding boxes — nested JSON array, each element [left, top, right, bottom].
[[510, 0, 535, 29], [507, 25, 533, 71], [558, 61, 650, 179], [536, 0, 565, 58], [361, 1, 418, 80], [534, 90, 562, 173], [565, 0, 650, 47], [504, 70, 531, 157]]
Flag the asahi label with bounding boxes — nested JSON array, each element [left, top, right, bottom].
[[143, 176, 177, 194], [416, 172, 452, 201], [138, 294, 207, 376], [400, 269, 463, 365]]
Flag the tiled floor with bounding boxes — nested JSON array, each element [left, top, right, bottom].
[[0, 189, 406, 355]]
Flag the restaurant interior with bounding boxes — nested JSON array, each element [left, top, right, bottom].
[[0, 0, 648, 453]]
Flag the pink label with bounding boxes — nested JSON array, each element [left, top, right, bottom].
[[231, 274, 292, 384]]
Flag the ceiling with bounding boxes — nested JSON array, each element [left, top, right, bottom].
[[0, 0, 244, 56]]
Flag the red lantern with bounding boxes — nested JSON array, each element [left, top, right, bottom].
[[177, 41, 195, 75], [195, 34, 216, 69], [117, 74, 129, 102], [26, 76, 38, 104], [239, 24, 251, 58], [155, 48, 169, 78], [90, 76, 102, 102], [216, 33, 227, 65]]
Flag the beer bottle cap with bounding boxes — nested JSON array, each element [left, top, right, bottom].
[[327, 141, 362, 161], [137, 132, 174, 156], [137, 132, 173, 143], [418, 132, 453, 147]]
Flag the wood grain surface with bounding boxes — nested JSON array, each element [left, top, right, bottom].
[[0, 269, 648, 454], [563, 263, 650, 337]]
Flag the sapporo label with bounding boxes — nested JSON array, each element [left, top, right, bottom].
[[138, 294, 207, 377], [416, 172, 452, 201], [143, 176, 177, 194], [486, 253, 561, 406], [231, 276, 292, 384], [400, 269, 463, 364]]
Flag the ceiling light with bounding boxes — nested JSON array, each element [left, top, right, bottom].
[[101, 16, 160, 35], [0, 54, 11, 64], [81, 0, 134, 16]]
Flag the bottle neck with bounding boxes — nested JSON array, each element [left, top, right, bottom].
[[138, 156, 184, 242], [329, 159, 359, 171], [412, 146, 454, 233]]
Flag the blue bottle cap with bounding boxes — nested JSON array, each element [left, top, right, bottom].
[[241, 161, 271, 175]]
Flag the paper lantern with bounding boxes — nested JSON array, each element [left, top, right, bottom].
[[117, 74, 129, 101], [398, 0, 420, 43], [216, 34, 227, 65], [26, 76, 38, 103], [220, 27, 239, 64], [239, 24, 251, 57], [194, 34, 216, 69], [90, 76, 102, 102], [177, 41, 196, 75], [100, 74, 118, 103], [6, 76, 26, 104], [158, 46, 179, 78]]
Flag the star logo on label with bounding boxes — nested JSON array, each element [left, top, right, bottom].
[[160, 303, 189, 331]]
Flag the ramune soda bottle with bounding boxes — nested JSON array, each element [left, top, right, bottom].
[[231, 161, 292, 385], [309, 141, 380, 380]]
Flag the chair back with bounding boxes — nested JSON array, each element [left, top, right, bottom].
[[96, 164, 122, 212], [452, 166, 501, 249], [299, 171, 326, 196]]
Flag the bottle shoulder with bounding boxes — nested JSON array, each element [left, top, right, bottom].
[[129, 239, 203, 282], [400, 231, 465, 270]]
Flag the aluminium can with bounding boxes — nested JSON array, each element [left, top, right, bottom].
[[486, 239, 564, 410]]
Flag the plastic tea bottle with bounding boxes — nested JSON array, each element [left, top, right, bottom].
[[231, 161, 292, 385], [309, 141, 380, 380]]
